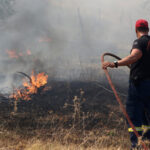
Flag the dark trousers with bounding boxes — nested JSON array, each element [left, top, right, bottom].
[[126, 80, 150, 146]]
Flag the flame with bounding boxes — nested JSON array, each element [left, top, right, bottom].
[[38, 37, 51, 43], [26, 49, 32, 55], [6, 49, 32, 59], [11, 71, 49, 101], [6, 50, 19, 58]]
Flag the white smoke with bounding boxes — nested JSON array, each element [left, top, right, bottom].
[[0, 0, 150, 90]]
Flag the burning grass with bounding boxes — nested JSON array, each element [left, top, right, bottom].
[[6, 49, 32, 59], [11, 71, 49, 101], [0, 81, 130, 150]]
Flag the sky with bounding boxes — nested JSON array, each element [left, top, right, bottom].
[[0, 0, 150, 90]]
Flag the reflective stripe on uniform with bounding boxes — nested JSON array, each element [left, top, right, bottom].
[[128, 127, 143, 132], [142, 125, 150, 130]]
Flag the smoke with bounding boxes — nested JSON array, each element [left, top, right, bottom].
[[0, 0, 150, 90]]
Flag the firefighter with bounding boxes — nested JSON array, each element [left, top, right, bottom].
[[102, 19, 150, 149]]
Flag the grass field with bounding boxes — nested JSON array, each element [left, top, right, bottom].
[[0, 81, 130, 150]]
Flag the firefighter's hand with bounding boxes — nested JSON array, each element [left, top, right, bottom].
[[102, 61, 115, 69]]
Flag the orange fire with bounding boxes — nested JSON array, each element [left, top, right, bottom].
[[6, 50, 19, 58], [12, 71, 49, 101], [38, 37, 51, 43], [6, 49, 32, 59], [26, 49, 32, 55]]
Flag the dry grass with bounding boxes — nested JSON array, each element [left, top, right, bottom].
[[0, 116, 130, 150], [0, 81, 130, 150], [24, 140, 124, 150], [0, 130, 129, 150]]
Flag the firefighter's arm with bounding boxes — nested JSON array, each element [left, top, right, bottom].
[[102, 49, 142, 69], [117, 49, 142, 66]]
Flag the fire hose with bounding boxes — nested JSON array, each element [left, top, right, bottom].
[[101, 53, 148, 150]]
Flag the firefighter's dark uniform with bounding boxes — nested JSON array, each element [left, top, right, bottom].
[[127, 35, 150, 148]]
